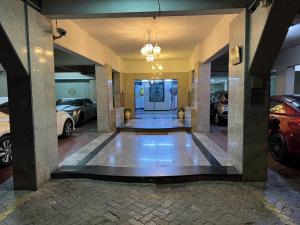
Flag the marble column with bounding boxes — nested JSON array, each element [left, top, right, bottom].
[[276, 67, 295, 95], [95, 64, 115, 133], [0, 0, 58, 190], [113, 71, 121, 108], [228, 10, 247, 175], [228, 0, 298, 182], [193, 63, 211, 133]]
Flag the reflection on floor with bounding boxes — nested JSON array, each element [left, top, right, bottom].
[[123, 118, 189, 129], [58, 119, 98, 161], [55, 130, 239, 181], [208, 124, 228, 151], [135, 111, 177, 119], [87, 132, 210, 167]]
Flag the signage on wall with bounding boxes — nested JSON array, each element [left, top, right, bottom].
[[68, 88, 76, 96], [230, 46, 241, 65]]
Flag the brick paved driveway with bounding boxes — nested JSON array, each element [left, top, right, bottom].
[[0, 170, 300, 225]]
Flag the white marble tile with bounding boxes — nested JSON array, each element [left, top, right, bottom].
[[193, 132, 232, 166], [60, 133, 114, 166], [124, 118, 186, 129], [87, 132, 211, 167]]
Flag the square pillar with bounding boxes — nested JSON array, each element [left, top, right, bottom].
[[95, 64, 115, 133], [113, 71, 121, 107], [0, 1, 58, 190], [227, 0, 298, 181], [192, 63, 211, 133], [229, 9, 269, 181]]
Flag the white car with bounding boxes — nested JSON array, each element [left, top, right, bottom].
[[0, 97, 75, 166]]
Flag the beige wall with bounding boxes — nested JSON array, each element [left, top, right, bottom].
[[190, 14, 237, 66], [122, 59, 193, 73], [53, 20, 122, 72], [121, 72, 191, 117]]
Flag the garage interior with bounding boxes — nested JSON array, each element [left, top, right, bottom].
[[0, 0, 300, 190]]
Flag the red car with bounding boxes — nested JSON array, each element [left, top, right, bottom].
[[269, 96, 300, 162]]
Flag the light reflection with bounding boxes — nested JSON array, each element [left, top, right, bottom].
[[44, 50, 53, 57], [142, 143, 174, 147], [39, 57, 46, 64], [34, 47, 43, 55]]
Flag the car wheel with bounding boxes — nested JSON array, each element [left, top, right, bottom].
[[62, 119, 73, 138], [214, 113, 221, 125], [269, 133, 288, 162], [0, 135, 12, 166]]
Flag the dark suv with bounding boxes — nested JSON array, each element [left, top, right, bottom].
[[210, 92, 228, 125]]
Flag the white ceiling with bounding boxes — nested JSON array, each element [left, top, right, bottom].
[[72, 15, 224, 60], [282, 18, 300, 50]]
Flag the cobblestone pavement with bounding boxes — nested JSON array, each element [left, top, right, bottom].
[[0, 170, 300, 225]]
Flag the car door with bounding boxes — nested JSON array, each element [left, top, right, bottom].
[[269, 99, 291, 133], [84, 99, 95, 120]]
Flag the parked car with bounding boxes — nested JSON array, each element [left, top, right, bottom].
[[56, 98, 97, 126], [269, 95, 300, 162], [210, 92, 228, 125], [0, 97, 74, 166]]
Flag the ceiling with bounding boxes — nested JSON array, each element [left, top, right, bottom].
[[282, 18, 300, 50], [72, 15, 224, 60]]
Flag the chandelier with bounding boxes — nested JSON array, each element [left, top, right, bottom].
[[140, 30, 161, 63]]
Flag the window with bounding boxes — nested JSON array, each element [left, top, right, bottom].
[[85, 99, 93, 106], [291, 98, 300, 110], [57, 99, 84, 106]]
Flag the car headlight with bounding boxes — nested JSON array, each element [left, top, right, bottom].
[[73, 110, 79, 117]]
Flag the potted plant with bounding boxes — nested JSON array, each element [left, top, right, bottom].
[[178, 107, 185, 120], [124, 108, 131, 120]]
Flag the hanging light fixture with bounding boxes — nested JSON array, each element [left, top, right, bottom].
[[144, 43, 154, 55], [153, 33, 161, 56], [140, 30, 161, 63], [153, 44, 161, 56], [146, 54, 155, 63]]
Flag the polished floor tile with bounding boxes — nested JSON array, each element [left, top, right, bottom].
[[87, 132, 210, 167], [135, 111, 177, 119], [193, 132, 231, 166], [123, 118, 188, 129]]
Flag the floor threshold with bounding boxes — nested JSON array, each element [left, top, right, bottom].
[[52, 165, 241, 184]]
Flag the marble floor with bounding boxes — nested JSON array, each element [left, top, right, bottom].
[[123, 118, 188, 129], [135, 111, 177, 119], [60, 131, 232, 169], [87, 132, 210, 167]]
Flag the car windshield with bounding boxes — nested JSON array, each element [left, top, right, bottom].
[[291, 98, 300, 110], [57, 99, 84, 106]]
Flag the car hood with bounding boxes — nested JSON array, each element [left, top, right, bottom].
[[56, 105, 81, 112], [0, 112, 9, 122], [0, 112, 10, 135]]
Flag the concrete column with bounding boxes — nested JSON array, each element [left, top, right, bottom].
[[228, 0, 298, 182], [276, 67, 295, 95], [0, 0, 58, 190], [228, 11, 247, 175], [95, 64, 115, 133], [113, 71, 121, 107], [193, 63, 211, 133]]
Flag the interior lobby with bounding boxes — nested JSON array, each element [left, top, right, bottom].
[[1, 0, 300, 224]]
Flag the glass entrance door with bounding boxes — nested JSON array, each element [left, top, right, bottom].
[[134, 79, 178, 118]]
